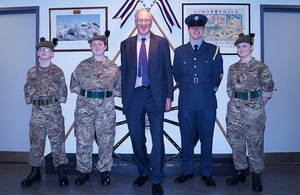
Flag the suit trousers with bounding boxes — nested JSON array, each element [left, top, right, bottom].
[[125, 88, 165, 184], [178, 109, 216, 177]]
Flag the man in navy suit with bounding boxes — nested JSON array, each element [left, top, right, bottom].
[[173, 14, 223, 187], [120, 8, 173, 195]]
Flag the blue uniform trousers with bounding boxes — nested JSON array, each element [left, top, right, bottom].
[[178, 109, 216, 177]]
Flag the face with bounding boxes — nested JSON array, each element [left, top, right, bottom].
[[237, 43, 254, 59], [188, 26, 205, 43], [37, 47, 54, 60], [135, 10, 152, 37], [90, 40, 107, 56]]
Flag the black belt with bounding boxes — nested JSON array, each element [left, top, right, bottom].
[[136, 85, 150, 89], [235, 91, 259, 99], [80, 89, 112, 98], [32, 98, 58, 106]]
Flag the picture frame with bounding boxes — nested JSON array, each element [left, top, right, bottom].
[[182, 3, 250, 55], [49, 7, 108, 52]]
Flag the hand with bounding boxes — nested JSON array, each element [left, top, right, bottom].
[[165, 98, 172, 111]]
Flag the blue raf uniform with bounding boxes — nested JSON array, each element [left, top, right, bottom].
[[173, 42, 223, 110], [173, 13, 223, 186]]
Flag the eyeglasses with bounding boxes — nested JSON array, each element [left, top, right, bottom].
[[136, 19, 151, 24], [38, 48, 52, 52]]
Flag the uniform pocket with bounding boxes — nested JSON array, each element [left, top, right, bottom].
[[181, 61, 191, 75], [201, 58, 212, 74]]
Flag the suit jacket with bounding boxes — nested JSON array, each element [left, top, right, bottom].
[[121, 34, 173, 114], [173, 41, 223, 110]]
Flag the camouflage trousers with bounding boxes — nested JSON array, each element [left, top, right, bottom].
[[28, 103, 68, 167], [74, 95, 116, 173], [226, 98, 266, 174]]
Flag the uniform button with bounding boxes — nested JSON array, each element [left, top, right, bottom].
[[194, 58, 196, 60], [195, 74, 197, 76], [206, 61, 208, 63], [194, 66, 196, 68]]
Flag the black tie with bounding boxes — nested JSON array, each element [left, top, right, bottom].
[[194, 45, 198, 53]]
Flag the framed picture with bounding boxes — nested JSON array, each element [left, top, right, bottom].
[[49, 7, 107, 52], [182, 3, 250, 54]]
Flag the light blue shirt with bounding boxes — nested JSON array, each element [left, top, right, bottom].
[[190, 39, 203, 51]]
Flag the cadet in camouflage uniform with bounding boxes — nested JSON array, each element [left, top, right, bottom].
[[226, 33, 274, 192], [22, 38, 69, 187], [70, 31, 121, 186]]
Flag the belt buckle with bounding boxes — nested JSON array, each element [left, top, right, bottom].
[[194, 77, 198, 84], [105, 91, 111, 98]]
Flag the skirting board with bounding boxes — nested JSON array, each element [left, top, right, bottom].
[[1, 151, 299, 164], [43, 153, 237, 176]]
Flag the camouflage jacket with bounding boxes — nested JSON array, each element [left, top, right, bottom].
[[227, 57, 274, 98], [70, 56, 121, 97], [24, 62, 67, 104]]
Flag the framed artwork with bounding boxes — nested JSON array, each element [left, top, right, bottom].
[[49, 7, 107, 52], [182, 3, 250, 54]]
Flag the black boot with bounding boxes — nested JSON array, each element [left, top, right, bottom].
[[252, 173, 263, 192], [21, 166, 41, 186], [57, 164, 68, 186], [101, 171, 110, 186], [226, 169, 246, 185], [75, 172, 89, 186]]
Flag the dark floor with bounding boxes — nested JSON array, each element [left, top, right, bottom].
[[1, 162, 299, 195]]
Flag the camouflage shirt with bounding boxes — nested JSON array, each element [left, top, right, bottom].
[[227, 57, 274, 98], [24, 62, 67, 104], [70, 56, 121, 97]]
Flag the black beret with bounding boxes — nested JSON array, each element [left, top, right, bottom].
[[35, 37, 58, 50], [88, 30, 110, 44], [234, 33, 255, 45], [185, 14, 207, 27]]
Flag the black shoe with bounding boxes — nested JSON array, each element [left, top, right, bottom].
[[57, 164, 68, 186], [174, 174, 194, 183], [133, 175, 149, 186], [252, 173, 263, 192], [226, 169, 246, 185], [152, 183, 163, 195], [101, 171, 110, 186], [202, 176, 216, 187], [21, 166, 41, 187], [75, 173, 89, 186]]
